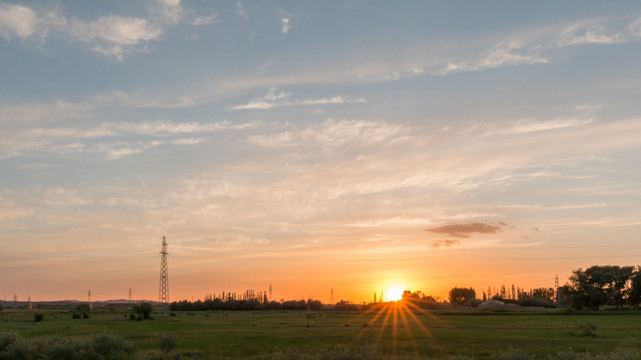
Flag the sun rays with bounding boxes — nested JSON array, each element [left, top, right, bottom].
[[353, 299, 445, 356]]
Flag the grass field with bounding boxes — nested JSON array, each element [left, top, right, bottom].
[[2, 305, 641, 359]]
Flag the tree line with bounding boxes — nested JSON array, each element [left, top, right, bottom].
[[446, 265, 641, 310], [171, 297, 323, 311], [168, 265, 641, 312], [560, 265, 641, 310]]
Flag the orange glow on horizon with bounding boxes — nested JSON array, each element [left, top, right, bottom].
[[385, 286, 405, 302]]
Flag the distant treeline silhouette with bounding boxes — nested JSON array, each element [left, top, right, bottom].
[[170, 298, 324, 311], [170, 265, 641, 312]]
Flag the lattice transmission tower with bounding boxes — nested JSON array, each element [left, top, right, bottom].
[[158, 236, 169, 316]]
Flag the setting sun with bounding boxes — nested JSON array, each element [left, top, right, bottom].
[[386, 287, 405, 302]]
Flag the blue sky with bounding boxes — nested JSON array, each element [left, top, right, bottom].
[[1, 1, 641, 302]]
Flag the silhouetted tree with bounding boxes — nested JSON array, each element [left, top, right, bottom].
[[628, 266, 641, 308], [133, 302, 153, 319], [568, 265, 635, 310], [607, 265, 634, 310], [448, 287, 476, 306]]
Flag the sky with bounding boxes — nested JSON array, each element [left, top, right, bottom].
[[1, 1, 641, 303]]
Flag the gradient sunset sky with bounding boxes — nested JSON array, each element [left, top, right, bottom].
[[2, 1, 641, 303]]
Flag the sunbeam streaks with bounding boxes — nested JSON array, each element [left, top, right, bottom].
[[353, 300, 446, 356]]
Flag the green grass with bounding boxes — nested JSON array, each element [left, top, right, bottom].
[[2, 308, 641, 359]]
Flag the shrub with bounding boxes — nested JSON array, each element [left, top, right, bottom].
[[76, 304, 90, 313], [72, 312, 82, 319], [85, 332, 135, 360], [0, 332, 21, 352], [37, 336, 85, 360], [133, 302, 153, 320], [33, 313, 44, 322], [159, 335, 178, 359], [3, 338, 38, 360], [0, 332, 136, 360]]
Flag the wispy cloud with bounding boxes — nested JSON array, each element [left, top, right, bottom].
[[430, 239, 461, 248], [436, 40, 549, 75], [629, 17, 641, 37], [0, 1, 217, 60], [0, 120, 258, 160], [235, 2, 249, 21], [425, 222, 504, 238], [557, 22, 625, 47], [192, 13, 218, 26], [493, 117, 594, 135], [0, 3, 44, 41], [246, 119, 403, 148], [281, 18, 290, 34], [0, 3, 162, 60], [231, 88, 366, 110], [69, 16, 163, 61], [152, 0, 184, 25]]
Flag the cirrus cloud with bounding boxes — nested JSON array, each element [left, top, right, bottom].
[[425, 222, 504, 238]]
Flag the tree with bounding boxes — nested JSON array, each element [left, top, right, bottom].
[[448, 287, 476, 306], [531, 288, 555, 302], [628, 266, 641, 308], [568, 265, 635, 310], [133, 302, 153, 319], [606, 265, 634, 310]]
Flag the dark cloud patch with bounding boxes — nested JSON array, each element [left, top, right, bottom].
[[430, 239, 461, 248], [425, 222, 503, 238]]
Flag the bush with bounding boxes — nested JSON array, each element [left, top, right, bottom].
[[159, 335, 177, 359], [0, 332, 21, 352], [133, 302, 153, 320], [3, 338, 38, 360], [37, 336, 85, 360], [33, 313, 44, 322], [86, 332, 135, 360], [0, 332, 135, 360]]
